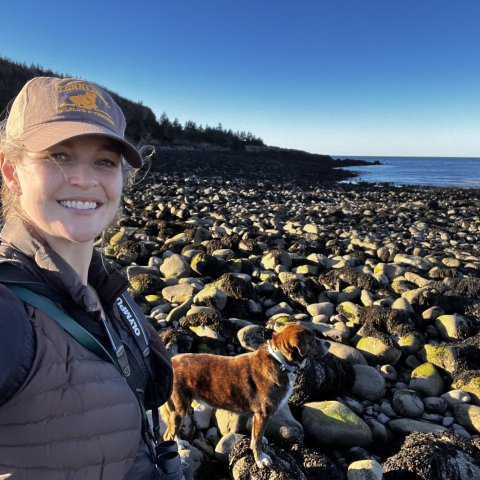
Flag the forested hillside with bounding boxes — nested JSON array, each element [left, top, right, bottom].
[[0, 56, 264, 149]]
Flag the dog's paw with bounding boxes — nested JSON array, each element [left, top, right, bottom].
[[262, 437, 269, 445], [256, 453, 272, 469]]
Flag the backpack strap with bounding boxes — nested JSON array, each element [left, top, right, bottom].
[[6, 284, 116, 366], [4, 283, 159, 462]]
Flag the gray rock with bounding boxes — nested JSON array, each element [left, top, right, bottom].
[[454, 404, 480, 434], [435, 315, 471, 341], [423, 397, 448, 414], [351, 365, 387, 401], [160, 253, 191, 279], [441, 390, 472, 408], [215, 432, 247, 464], [387, 418, 447, 435], [347, 459, 383, 480], [162, 283, 197, 304], [236, 325, 266, 352], [193, 286, 228, 310], [307, 302, 336, 319], [392, 389, 424, 418], [328, 342, 368, 365]]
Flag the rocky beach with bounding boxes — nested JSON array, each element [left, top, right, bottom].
[[100, 149, 480, 480]]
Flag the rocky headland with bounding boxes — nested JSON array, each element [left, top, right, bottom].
[[99, 156, 480, 480]]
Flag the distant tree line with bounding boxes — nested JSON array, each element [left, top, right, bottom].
[[0, 56, 265, 149]]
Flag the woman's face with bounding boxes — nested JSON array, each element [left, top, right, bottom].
[[13, 135, 123, 246]]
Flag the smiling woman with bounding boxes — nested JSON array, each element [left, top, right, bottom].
[[0, 77, 173, 480]]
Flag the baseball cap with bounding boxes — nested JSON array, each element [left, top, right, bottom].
[[6, 76, 142, 168]]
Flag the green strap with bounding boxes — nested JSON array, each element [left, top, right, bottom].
[[7, 284, 157, 460], [6, 284, 121, 374]]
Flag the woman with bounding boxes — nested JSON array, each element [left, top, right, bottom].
[[0, 77, 173, 479]]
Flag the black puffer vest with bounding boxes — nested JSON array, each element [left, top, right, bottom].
[[0, 219, 173, 479]]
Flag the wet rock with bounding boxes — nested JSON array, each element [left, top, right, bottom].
[[129, 273, 165, 295], [193, 286, 228, 310], [290, 444, 347, 480], [159, 328, 196, 356], [229, 437, 307, 479], [382, 431, 480, 479], [190, 252, 222, 278], [418, 343, 458, 373], [302, 400, 372, 449], [236, 325, 266, 351], [289, 352, 355, 406], [211, 273, 257, 301], [116, 240, 150, 265], [281, 278, 318, 309]]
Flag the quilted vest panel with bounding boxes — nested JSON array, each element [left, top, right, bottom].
[[0, 304, 142, 480]]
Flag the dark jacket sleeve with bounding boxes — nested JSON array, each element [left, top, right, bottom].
[[0, 284, 35, 406]]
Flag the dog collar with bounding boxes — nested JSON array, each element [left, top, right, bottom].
[[267, 341, 298, 374]]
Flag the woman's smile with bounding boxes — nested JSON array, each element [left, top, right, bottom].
[[15, 135, 123, 246]]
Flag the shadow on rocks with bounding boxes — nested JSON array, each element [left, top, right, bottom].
[[290, 444, 346, 480]]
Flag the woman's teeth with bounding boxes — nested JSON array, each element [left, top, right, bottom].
[[60, 200, 98, 210]]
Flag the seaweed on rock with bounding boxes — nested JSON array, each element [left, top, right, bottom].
[[288, 352, 355, 407], [382, 430, 480, 479]]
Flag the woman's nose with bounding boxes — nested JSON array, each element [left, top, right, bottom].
[[66, 162, 98, 188]]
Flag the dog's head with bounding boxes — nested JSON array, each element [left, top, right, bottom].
[[271, 323, 327, 366]]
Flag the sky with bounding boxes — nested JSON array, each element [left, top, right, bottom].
[[2, 0, 480, 157]]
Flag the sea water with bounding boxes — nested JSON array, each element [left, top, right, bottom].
[[334, 156, 480, 187]]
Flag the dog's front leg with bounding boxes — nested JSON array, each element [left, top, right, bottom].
[[251, 413, 272, 469]]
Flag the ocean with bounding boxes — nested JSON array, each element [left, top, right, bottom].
[[333, 156, 480, 188]]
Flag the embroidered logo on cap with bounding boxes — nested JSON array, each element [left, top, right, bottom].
[[57, 82, 115, 126]]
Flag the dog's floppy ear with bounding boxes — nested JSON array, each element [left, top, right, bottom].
[[273, 324, 314, 362]]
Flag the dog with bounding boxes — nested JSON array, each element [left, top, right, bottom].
[[160, 323, 330, 468]]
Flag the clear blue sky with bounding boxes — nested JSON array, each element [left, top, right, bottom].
[[2, 0, 480, 157]]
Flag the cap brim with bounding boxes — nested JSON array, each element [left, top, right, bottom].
[[20, 121, 143, 168]]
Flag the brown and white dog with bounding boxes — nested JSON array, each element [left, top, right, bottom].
[[160, 323, 330, 468]]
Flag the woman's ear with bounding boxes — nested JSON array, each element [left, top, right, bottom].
[[1, 154, 20, 194]]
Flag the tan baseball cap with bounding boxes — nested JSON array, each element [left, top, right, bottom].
[[6, 76, 142, 168]]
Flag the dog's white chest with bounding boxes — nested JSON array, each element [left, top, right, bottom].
[[277, 372, 296, 411]]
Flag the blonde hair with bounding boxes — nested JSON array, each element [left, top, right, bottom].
[[0, 119, 25, 221]]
